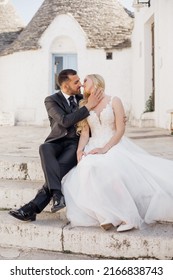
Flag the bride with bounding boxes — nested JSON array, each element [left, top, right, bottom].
[[62, 74, 173, 232]]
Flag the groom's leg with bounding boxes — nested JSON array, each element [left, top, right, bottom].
[[39, 140, 78, 196], [17, 142, 63, 214], [58, 139, 78, 178], [30, 183, 52, 213], [39, 142, 64, 194], [49, 139, 78, 212], [26, 140, 78, 213], [9, 140, 78, 219]]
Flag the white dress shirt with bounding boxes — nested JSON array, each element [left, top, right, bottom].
[[61, 91, 77, 106]]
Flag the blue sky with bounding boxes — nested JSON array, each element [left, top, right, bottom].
[[10, 0, 134, 24], [10, 0, 44, 24]]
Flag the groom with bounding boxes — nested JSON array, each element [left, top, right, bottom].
[[9, 69, 103, 222]]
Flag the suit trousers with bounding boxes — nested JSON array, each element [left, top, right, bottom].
[[30, 137, 79, 212]]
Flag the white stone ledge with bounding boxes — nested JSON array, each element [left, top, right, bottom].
[[1, 211, 173, 259]]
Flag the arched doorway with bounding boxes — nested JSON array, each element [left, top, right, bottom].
[[50, 36, 77, 93], [53, 54, 77, 91]]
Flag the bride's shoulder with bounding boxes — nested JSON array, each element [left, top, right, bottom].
[[106, 95, 123, 107], [106, 95, 120, 101], [111, 96, 124, 112], [111, 96, 123, 104]]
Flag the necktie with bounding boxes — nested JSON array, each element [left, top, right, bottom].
[[68, 96, 77, 112]]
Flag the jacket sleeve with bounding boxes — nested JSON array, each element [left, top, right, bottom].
[[45, 96, 90, 128]]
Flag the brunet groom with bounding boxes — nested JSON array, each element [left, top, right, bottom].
[[9, 69, 103, 221]]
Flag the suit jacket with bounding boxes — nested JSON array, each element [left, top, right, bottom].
[[44, 91, 89, 142]]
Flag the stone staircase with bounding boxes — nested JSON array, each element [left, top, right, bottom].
[[0, 125, 173, 259]]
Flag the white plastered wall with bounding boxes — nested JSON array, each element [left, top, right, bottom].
[[0, 13, 132, 125], [131, 0, 173, 129]]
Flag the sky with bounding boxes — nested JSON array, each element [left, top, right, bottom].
[[10, 0, 44, 24], [10, 0, 134, 24]]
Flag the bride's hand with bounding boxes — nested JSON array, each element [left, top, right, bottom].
[[88, 147, 107, 155], [77, 150, 86, 162]]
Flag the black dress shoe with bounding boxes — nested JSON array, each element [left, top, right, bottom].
[[51, 195, 66, 213], [9, 207, 36, 222]]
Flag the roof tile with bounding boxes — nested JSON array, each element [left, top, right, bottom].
[[0, 0, 133, 56]]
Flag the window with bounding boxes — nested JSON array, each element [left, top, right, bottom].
[[106, 52, 113, 60]]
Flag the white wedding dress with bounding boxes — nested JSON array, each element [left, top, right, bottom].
[[62, 97, 173, 230]]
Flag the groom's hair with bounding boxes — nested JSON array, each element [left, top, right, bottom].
[[58, 69, 77, 86]]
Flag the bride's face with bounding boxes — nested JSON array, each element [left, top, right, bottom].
[[83, 76, 94, 94]]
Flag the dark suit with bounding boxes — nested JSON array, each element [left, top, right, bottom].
[[31, 91, 89, 212]]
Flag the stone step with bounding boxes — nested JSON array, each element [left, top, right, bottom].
[[0, 179, 53, 212], [1, 210, 173, 259], [0, 156, 43, 181], [0, 245, 95, 260]]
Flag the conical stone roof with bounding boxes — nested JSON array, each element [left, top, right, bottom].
[[0, 0, 24, 52], [0, 0, 133, 56]]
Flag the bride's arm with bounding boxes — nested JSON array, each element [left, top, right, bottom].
[[88, 97, 125, 154], [77, 123, 90, 162]]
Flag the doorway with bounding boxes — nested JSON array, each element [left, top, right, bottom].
[[52, 54, 77, 93]]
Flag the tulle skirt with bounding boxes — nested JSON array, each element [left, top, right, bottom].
[[62, 136, 173, 229]]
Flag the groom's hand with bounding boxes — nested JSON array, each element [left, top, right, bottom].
[[85, 87, 104, 111]]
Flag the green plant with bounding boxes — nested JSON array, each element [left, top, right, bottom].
[[144, 95, 154, 112]]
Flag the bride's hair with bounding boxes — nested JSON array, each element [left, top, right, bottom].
[[76, 74, 105, 135]]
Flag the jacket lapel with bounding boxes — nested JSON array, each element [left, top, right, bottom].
[[51, 91, 84, 113], [52, 91, 71, 112]]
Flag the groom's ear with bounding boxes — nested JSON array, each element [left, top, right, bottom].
[[61, 81, 68, 91], [64, 84, 70, 91]]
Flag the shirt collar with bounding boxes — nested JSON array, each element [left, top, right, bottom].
[[61, 91, 77, 104]]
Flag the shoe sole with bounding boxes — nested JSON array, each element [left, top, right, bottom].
[[9, 212, 36, 222], [51, 205, 65, 213], [100, 223, 113, 231], [117, 224, 134, 232]]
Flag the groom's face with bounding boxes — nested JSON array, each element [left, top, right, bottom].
[[65, 74, 82, 95]]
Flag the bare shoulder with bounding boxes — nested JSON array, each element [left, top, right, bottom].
[[111, 96, 125, 117], [112, 96, 123, 106]]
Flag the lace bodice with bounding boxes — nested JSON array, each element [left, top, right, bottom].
[[85, 97, 116, 150]]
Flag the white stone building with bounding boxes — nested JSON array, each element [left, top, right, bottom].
[[0, 0, 133, 126], [0, 0, 24, 125], [131, 0, 173, 130]]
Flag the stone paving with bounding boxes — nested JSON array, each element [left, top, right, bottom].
[[0, 246, 96, 260], [0, 124, 172, 159], [125, 126, 173, 159]]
